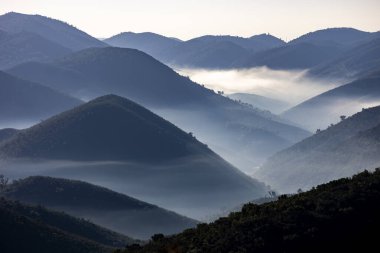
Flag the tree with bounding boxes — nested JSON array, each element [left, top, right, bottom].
[[316, 129, 321, 134], [340, 115, 347, 121], [0, 174, 9, 190]]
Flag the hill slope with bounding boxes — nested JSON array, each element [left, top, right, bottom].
[[0, 198, 136, 253], [7, 47, 310, 172], [118, 169, 380, 253], [0, 12, 106, 51], [282, 71, 380, 130], [1, 176, 197, 240], [309, 37, 380, 80], [0, 30, 71, 69], [0, 95, 269, 220], [0, 71, 82, 125], [255, 105, 380, 193]]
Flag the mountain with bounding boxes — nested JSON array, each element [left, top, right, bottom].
[[290, 28, 376, 47], [282, 71, 380, 131], [118, 169, 380, 253], [104, 32, 182, 59], [309, 37, 380, 80], [234, 28, 380, 70], [1, 176, 197, 240], [7, 47, 310, 172], [0, 95, 269, 220], [255, 105, 380, 193], [157, 34, 284, 68], [0, 12, 106, 51], [0, 71, 82, 126], [104, 33, 284, 68], [0, 198, 136, 253], [235, 42, 346, 70], [228, 93, 290, 114], [0, 30, 71, 69]]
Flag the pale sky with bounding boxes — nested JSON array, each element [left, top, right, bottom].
[[1, 0, 379, 41]]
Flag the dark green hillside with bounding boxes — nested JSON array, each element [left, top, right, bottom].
[[0, 198, 135, 253], [118, 169, 380, 253], [2, 176, 198, 239], [0, 94, 208, 162]]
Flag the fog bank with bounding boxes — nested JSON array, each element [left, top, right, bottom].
[[176, 67, 339, 106]]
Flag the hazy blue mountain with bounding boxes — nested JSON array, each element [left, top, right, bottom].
[[183, 34, 285, 52], [235, 42, 346, 70], [0, 12, 106, 51], [309, 37, 380, 80], [104, 32, 182, 59], [234, 28, 380, 70], [255, 105, 380, 193], [0, 95, 269, 220], [7, 47, 310, 172], [2, 176, 197, 240], [229, 93, 290, 114], [119, 170, 380, 253], [0, 198, 136, 253], [0, 71, 82, 125], [282, 70, 380, 130], [290, 27, 377, 47], [104, 32, 284, 68], [0, 30, 71, 69], [0, 128, 18, 143], [157, 34, 284, 68]]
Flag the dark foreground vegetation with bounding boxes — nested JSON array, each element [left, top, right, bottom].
[[117, 169, 380, 253], [0, 198, 136, 253]]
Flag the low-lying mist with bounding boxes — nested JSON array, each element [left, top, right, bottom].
[[176, 67, 339, 106]]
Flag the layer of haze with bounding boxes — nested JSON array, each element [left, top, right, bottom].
[[177, 67, 339, 106], [0, 0, 379, 41]]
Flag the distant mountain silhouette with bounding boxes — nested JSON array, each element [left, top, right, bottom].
[[0, 198, 135, 253], [0, 30, 71, 69], [255, 105, 380, 193], [0, 71, 82, 125], [289, 28, 377, 47], [7, 47, 310, 171], [235, 28, 380, 70], [235, 42, 345, 70], [0, 95, 269, 219], [2, 176, 197, 240], [0, 12, 106, 51], [104, 32, 182, 59], [105, 33, 284, 68], [282, 70, 380, 130], [229, 93, 290, 114], [309, 37, 380, 80]]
